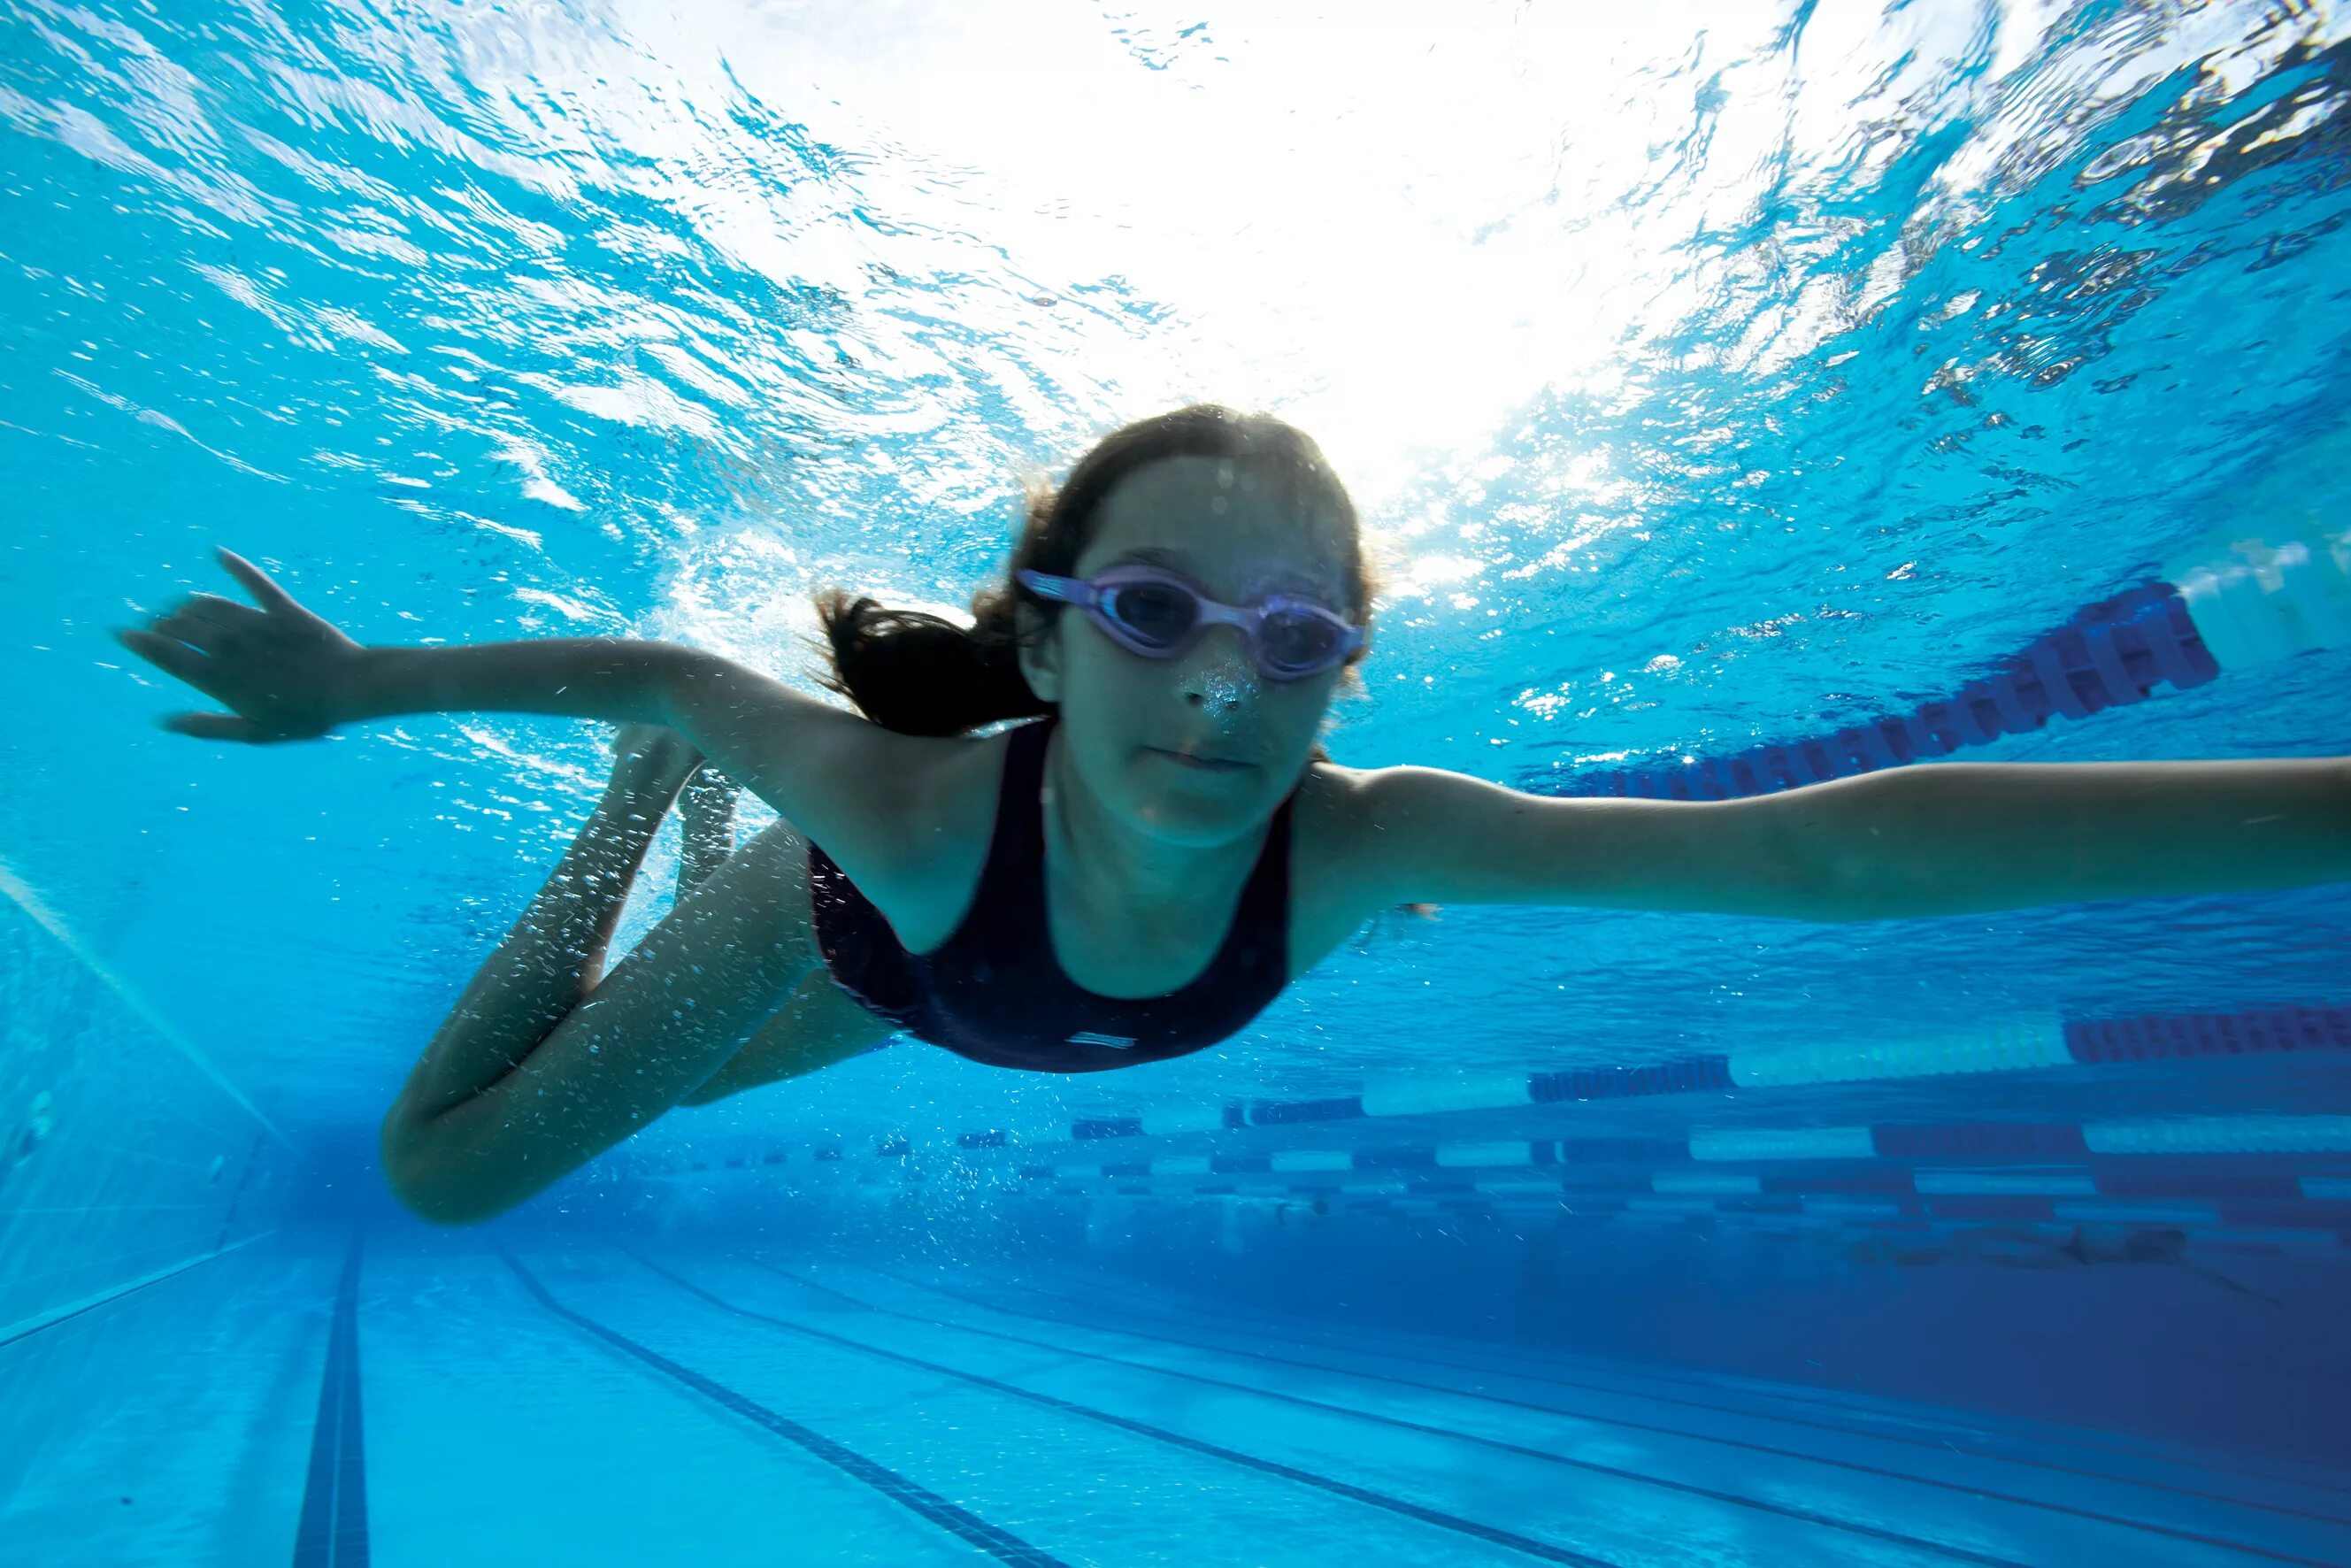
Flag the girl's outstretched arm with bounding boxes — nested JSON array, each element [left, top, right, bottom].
[[113, 547, 949, 897], [1346, 753, 2351, 921]]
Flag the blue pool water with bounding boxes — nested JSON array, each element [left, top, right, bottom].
[[5, 1, 2351, 1562]]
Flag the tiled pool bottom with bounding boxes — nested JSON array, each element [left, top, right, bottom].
[[4, 1234, 2347, 1567]]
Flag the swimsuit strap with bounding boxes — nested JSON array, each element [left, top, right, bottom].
[[926, 715, 1055, 961], [993, 713, 1056, 881], [954, 710, 1057, 907]]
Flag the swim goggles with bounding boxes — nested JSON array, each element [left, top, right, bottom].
[[1017, 565, 1364, 681]]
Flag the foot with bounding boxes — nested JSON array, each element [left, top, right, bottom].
[[676, 758, 741, 894], [607, 723, 705, 803], [679, 762, 740, 833]]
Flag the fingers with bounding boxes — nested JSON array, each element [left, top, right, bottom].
[[183, 591, 270, 630], [215, 546, 301, 615], [124, 590, 267, 657], [113, 625, 213, 686], [163, 711, 269, 742], [151, 592, 269, 652], [152, 611, 228, 654]]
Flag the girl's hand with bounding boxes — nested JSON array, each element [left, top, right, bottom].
[[113, 548, 368, 742]]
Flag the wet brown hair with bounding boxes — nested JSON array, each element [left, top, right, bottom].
[[815, 404, 1373, 737]]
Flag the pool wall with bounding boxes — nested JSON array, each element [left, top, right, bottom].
[[0, 888, 290, 1509]]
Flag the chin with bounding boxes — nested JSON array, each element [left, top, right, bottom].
[[1134, 803, 1264, 845], [1123, 771, 1274, 843]]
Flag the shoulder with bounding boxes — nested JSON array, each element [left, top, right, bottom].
[[805, 721, 1004, 859], [820, 725, 1013, 952], [1284, 761, 1416, 937], [1292, 757, 1381, 836], [1292, 760, 1513, 849], [899, 720, 1022, 853], [1288, 760, 1572, 911], [1285, 759, 1510, 970]]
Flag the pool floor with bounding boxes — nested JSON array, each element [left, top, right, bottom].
[[4, 1234, 2347, 1566]]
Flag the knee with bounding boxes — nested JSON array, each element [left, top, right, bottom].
[[379, 1109, 509, 1227]]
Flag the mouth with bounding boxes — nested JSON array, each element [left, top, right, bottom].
[[1149, 746, 1255, 773]]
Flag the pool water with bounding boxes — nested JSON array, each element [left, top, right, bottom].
[[4, 2, 2350, 1564]]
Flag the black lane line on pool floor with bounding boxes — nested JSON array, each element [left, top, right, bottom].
[[734, 1255, 2031, 1568], [1033, 1264, 2351, 1509], [864, 1263, 2347, 1568], [964, 1269, 2351, 1541], [494, 1247, 1067, 1568], [291, 1231, 371, 1568], [611, 1244, 1622, 1568]]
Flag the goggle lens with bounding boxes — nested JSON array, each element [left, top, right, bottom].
[[1258, 608, 1344, 673], [1099, 581, 1200, 649]]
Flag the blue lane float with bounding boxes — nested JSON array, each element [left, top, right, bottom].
[[1024, 1002, 2351, 1141], [1538, 528, 2351, 803], [995, 1112, 2351, 1240], [634, 1003, 2351, 1176], [1012, 1110, 2351, 1179], [626, 1001, 2351, 1190]]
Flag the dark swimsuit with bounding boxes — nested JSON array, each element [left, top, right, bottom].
[[805, 715, 1295, 1072]]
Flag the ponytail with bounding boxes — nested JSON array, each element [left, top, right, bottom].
[[815, 404, 1370, 738], [813, 588, 1046, 738]]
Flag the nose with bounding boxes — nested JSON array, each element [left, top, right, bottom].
[[1178, 626, 1259, 712]]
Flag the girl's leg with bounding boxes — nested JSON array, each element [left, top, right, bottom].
[[653, 761, 897, 1104], [380, 726, 895, 1222], [677, 966, 895, 1105], [667, 760, 900, 1107], [381, 803, 830, 1224], [390, 725, 703, 1128]]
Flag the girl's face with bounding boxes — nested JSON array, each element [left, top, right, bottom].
[[1019, 454, 1363, 846]]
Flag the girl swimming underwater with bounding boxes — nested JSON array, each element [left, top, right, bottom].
[[115, 405, 2351, 1224]]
